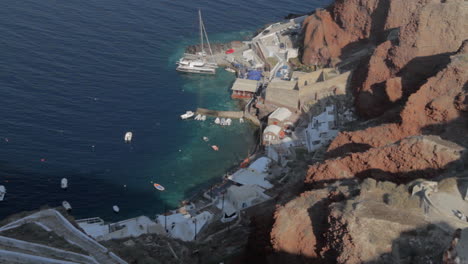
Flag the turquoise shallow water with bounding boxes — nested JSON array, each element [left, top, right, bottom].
[[0, 0, 330, 221]]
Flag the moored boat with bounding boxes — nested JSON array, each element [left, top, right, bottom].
[[62, 201, 72, 211], [181, 111, 195, 120], [154, 183, 165, 191], [211, 145, 219, 151], [124, 132, 133, 143], [0, 185, 6, 201], [61, 178, 68, 189], [113, 205, 120, 213], [176, 10, 218, 74]]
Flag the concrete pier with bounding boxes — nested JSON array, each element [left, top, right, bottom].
[[196, 108, 244, 119]]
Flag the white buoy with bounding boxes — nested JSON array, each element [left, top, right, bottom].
[[62, 201, 72, 211], [113, 205, 120, 213], [61, 178, 68, 189], [124, 132, 133, 143], [0, 185, 6, 201]]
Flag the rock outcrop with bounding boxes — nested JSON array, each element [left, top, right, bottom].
[[301, 0, 468, 118], [329, 40, 468, 154], [307, 135, 464, 184]]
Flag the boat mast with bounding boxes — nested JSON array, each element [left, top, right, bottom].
[[199, 9, 204, 55], [200, 12, 216, 64]]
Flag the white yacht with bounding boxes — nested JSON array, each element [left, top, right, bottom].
[[176, 10, 218, 74], [181, 111, 195, 119], [0, 185, 6, 201]]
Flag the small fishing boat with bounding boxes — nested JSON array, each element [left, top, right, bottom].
[[220, 118, 226, 126], [239, 118, 244, 123], [124, 132, 133, 143], [61, 178, 68, 189], [154, 183, 165, 191], [203, 136, 209, 142], [225, 67, 236, 73], [201, 115, 206, 121], [214, 117, 220, 124], [226, 118, 232, 126], [62, 201, 72, 211], [113, 205, 120, 213], [0, 185, 6, 201], [181, 111, 195, 120], [211, 145, 219, 151], [195, 114, 201, 120]]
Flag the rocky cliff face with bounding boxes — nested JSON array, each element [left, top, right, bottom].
[[301, 0, 468, 117], [307, 135, 464, 184], [242, 0, 468, 263]]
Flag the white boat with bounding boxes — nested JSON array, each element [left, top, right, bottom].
[[220, 118, 226, 126], [181, 111, 195, 119], [195, 114, 201, 120], [113, 205, 120, 213], [201, 115, 206, 121], [226, 118, 232, 126], [176, 10, 218, 74], [215, 117, 220, 124], [0, 185, 6, 201], [203, 136, 209, 142], [153, 183, 165, 191], [124, 132, 133, 143], [62, 201, 72, 211], [239, 117, 244, 123], [61, 178, 68, 189]]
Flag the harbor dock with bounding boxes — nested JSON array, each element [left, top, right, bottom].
[[195, 108, 244, 119]]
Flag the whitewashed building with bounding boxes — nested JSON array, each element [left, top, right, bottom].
[[305, 106, 339, 152], [263, 124, 283, 145], [268, 107, 292, 127], [218, 185, 270, 222], [155, 211, 213, 241], [77, 215, 164, 241], [228, 157, 273, 189]]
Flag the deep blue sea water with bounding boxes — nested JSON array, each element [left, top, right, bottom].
[[0, 0, 330, 221]]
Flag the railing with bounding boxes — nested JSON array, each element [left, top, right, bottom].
[[76, 217, 104, 224]]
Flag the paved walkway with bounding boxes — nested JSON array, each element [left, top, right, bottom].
[[0, 209, 126, 264]]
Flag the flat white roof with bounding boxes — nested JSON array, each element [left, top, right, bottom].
[[249, 157, 271, 173], [231, 78, 258, 93], [268, 79, 297, 90], [269, 107, 292, 122], [228, 169, 273, 189], [264, 125, 282, 135], [156, 211, 212, 241], [227, 185, 265, 205]]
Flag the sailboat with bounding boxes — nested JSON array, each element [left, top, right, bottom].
[[176, 10, 218, 74]]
